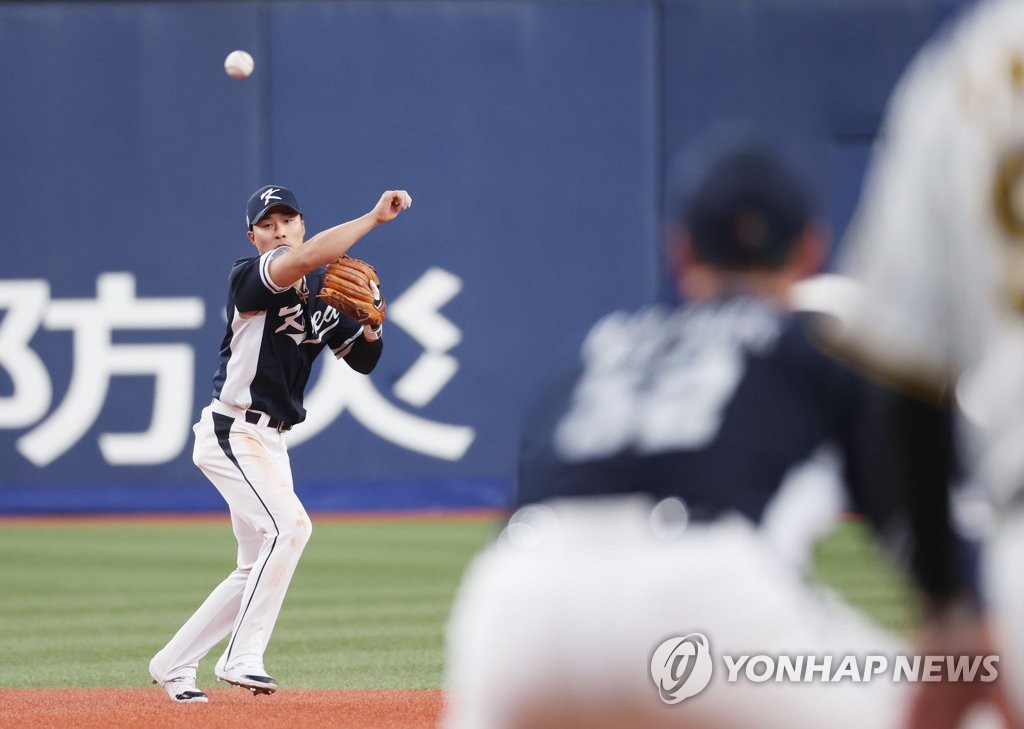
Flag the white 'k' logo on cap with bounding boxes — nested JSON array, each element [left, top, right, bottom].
[[261, 188, 282, 205]]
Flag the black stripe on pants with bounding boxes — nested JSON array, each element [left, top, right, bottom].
[[212, 412, 279, 667]]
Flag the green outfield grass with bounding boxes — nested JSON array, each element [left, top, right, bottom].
[[0, 515, 911, 689], [813, 518, 916, 634]]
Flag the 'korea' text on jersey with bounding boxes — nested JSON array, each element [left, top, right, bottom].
[[210, 246, 379, 425]]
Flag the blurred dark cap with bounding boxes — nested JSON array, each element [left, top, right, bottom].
[[677, 140, 813, 270]]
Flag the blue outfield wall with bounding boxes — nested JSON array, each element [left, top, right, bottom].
[[0, 0, 972, 513]]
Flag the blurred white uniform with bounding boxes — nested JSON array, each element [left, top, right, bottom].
[[444, 289, 927, 729], [837, 0, 1024, 717], [444, 497, 908, 729]]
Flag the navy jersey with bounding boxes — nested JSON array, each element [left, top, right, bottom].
[[211, 246, 379, 425], [519, 297, 893, 527]]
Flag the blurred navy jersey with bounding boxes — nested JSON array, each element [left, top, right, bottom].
[[518, 297, 886, 526]]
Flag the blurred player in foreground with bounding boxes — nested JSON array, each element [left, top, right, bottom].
[[148, 186, 411, 703], [442, 137, 992, 729], [832, 1, 1024, 726]]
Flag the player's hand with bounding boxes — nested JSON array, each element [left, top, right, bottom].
[[372, 190, 412, 223]]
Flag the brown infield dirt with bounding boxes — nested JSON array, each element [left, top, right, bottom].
[[0, 688, 444, 728]]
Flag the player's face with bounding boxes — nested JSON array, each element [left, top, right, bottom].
[[247, 209, 305, 253]]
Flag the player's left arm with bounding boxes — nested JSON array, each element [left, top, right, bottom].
[[885, 388, 1010, 729], [842, 376, 979, 607], [342, 333, 382, 375], [327, 323, 383, 375], [821, 332, 1008, 728]]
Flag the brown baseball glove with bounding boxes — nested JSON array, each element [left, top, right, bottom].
[[318, 255, 387, 327]]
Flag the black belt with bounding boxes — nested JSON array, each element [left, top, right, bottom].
[[245, 410, 292, 432]]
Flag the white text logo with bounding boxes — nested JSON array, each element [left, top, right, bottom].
[[649, 634, 1000, 707], [721, 653, 999, 684]]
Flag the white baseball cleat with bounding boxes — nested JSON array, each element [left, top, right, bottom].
[[153, 677, 209, 703], [215, 664, 279, 695]]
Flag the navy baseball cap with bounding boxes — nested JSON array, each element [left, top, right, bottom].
[[678, 142, 812, 270], [246, 185, 302, 228]]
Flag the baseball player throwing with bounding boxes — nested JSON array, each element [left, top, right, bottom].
[[148, 185, 411, 702]]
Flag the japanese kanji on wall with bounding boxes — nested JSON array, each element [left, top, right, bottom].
[[0, 269, 475, 467]]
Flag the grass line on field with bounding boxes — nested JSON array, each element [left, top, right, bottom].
[[0, 515, 911, 688]]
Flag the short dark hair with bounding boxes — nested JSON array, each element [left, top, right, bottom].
[[672, 134, 813, 270]]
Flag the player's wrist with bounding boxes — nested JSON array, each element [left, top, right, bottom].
[[362, 323, 383, 341]]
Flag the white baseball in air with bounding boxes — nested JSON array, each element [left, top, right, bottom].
[[224, 50, 254, 79]]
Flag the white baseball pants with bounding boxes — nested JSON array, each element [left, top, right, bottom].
[[150, 400, 312, 683]]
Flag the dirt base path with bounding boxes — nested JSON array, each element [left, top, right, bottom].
[[0, 688, 444, 729]]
